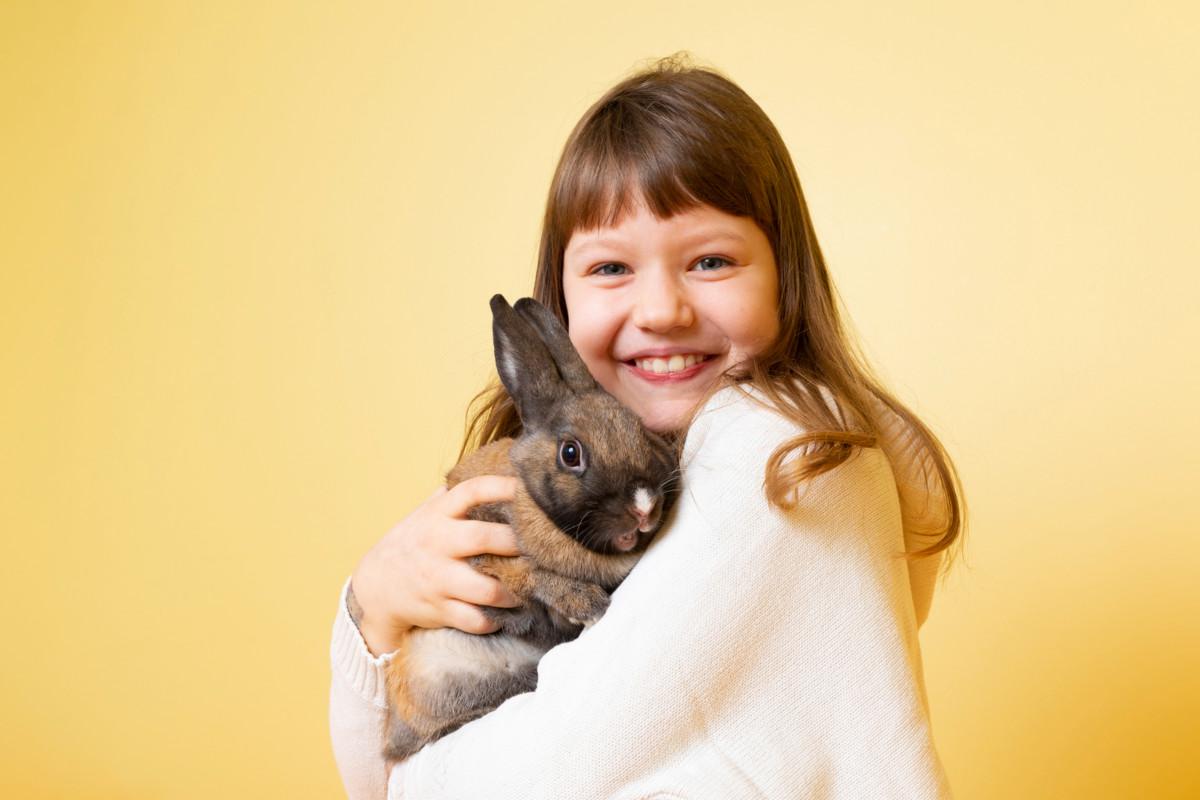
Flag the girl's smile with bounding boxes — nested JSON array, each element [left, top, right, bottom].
[[624, 351, 717, 381], [562, 195, 781, 433]]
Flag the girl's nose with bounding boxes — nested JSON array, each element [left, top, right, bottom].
[[630, 271, 694, 332]]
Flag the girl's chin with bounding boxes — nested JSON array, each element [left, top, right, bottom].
[[618, 379, 719, 432], [590, 359, 727, 431], [634, 407, 690, 435]]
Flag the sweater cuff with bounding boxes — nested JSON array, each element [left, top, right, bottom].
[[330, 575, 396, 709]]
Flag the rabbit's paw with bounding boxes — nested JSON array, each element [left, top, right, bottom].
[[560, 584, 610, 626]]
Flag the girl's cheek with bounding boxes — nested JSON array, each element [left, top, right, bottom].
[[567, 320, 601, 364], [569, 298, 616, 350]]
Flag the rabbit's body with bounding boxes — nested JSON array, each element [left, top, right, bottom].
[[381, 297, 680, 764]]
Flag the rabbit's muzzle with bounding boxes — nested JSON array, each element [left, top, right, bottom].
[[608, 486, 667, 552]]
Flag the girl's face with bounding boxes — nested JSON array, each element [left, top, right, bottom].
[[562, 195, 781, 433]]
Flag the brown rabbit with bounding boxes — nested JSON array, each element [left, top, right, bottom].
[[381, 294, 681, 765]]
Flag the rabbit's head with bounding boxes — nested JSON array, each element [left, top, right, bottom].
[[490, 294, 679, 556]]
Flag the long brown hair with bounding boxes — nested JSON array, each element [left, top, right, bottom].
[[459, 53, 966, 572]]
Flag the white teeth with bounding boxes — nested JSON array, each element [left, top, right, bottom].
[[634, 354, 707, 374]]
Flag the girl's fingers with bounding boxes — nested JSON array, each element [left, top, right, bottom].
[[448, 562, 521, 608], [445, 520, 521, 559], [442, 599, 501, 635], [441, 475, 519, 519]]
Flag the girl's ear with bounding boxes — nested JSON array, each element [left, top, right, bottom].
[[512, 297, 598, 394], [490, 294, 562, 425]]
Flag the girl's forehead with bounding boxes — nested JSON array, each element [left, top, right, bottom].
[[569, 177, 706, 230], [566, 200, 758, 245], [569, 197, 716, 238]]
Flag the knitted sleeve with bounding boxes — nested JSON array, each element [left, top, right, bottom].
[[329, 575, 398, 800], [381, 386, 952, 799]]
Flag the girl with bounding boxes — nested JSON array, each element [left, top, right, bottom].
[[330, 54, 965, 799]]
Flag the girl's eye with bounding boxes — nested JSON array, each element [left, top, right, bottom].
[[694, 256, 732, 271], [558, 438, 586, 472], [592, 263, 628, 276]]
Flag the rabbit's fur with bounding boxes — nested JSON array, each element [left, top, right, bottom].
[[381, 295, 680, 764]]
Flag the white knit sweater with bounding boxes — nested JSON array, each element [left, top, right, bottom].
[[328, 385, 954, 799]]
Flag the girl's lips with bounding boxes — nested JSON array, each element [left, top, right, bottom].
[[622, 354, 717, 383]]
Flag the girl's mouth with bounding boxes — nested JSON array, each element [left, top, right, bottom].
[[622, 353, 717, 382]]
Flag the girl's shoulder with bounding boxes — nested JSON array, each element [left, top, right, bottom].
[[680, 379, 902, 510], [679, 379, 948, 627], [676, 381, 901, 555], [681, 380, 845, 462]]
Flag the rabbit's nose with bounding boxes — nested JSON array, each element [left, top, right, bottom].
[[630, 487, 661, 532]]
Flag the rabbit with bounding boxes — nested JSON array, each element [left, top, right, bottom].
[[381, 294, 681, 765]]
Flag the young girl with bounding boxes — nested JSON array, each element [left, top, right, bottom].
[[329, 55, 965, 799]]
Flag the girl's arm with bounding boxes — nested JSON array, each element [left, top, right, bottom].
[[328, 576, 395, 800], [377, 387, 951, 799], [328, 476, 523, 799]]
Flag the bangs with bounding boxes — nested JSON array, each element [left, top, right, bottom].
[[550, 97, 767, 241], [557, 148, 704, 234]]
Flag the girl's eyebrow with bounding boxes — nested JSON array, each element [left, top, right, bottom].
[[567, 235, 625, 255], [678, 229, 747, 246], [567, 229, 747, 256]]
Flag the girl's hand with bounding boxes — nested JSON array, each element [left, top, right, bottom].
[[349, 475, 523, 657]]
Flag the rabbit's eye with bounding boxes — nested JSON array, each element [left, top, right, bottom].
[[558, 439, 586, 471]]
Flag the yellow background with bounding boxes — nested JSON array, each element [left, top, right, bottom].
[[3, 2, 1197, 797]]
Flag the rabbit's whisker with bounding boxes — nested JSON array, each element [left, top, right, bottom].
[[568, 507, 596, 540]]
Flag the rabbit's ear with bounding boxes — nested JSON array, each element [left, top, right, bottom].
[[512, 297, 598, 394], [490, 294, 563, 425]]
